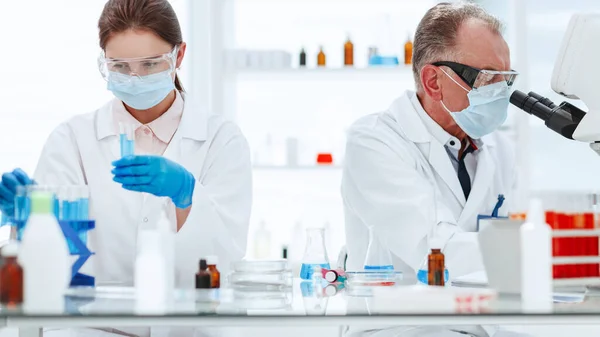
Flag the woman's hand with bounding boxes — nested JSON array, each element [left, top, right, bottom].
[[112, 155, 195, 209], [0, 168, 33, 217]]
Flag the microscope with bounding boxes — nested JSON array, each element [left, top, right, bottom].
[[509, 13, 600, 155]]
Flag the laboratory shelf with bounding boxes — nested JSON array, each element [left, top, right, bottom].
[[231, 66, 413, 81], [252, 165, 342, 170]]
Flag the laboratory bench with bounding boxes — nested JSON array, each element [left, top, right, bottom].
[[3, 279, 600, 337]]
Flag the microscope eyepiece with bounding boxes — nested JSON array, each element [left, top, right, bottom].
[[509, 90, 586, 140], [509, 90, 553, 120]]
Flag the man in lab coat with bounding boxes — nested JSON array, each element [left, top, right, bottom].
[[342, 2, 526, 336]]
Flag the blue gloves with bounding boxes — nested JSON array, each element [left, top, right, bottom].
[[112, 155, 195, 209], [0, 168, 33, 217]]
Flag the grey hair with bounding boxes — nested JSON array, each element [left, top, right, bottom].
[[412, 1, 504, 92]]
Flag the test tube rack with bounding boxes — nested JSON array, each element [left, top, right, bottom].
[[551, 229, 600, 287], [11, 219, 95, 287]]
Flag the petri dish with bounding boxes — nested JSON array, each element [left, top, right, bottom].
[[228, 271, 293, 288], [345, 271, 403, 287], [232, 259, 290, 273]]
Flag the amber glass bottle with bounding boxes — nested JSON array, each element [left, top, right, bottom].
[[428, 248, 445, 286], [344, 35, 354, 66], [317, 46, 326, 67]]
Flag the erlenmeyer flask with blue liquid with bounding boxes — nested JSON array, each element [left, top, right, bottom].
[[300, 227, 330, 280], [363, 225, 394, 270]]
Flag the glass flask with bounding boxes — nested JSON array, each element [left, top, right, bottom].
[[363, 225, 394, 270], [300, 228, 330, 280]]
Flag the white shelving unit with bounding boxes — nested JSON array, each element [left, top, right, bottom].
[[253, 165, 342, 170], [231, 65, 413, 81]]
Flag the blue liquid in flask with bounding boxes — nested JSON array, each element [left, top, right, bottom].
[[300, 262, 330, 280], [417, 268, 449, 284], [120, 134, 134, 157]]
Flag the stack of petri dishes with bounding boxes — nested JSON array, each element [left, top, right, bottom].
[[228, 260, 293, 290]]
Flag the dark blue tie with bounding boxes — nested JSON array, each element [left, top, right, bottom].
[[458, 145, 475, 200]]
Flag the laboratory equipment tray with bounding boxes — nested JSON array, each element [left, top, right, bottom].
[[345, 271, 403, 288], [228, 271, 293, 288], [232, 259, 290, 273]]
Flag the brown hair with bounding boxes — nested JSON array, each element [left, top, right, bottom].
[[412, 1, 503, 92], [98, 0, 184, 92]]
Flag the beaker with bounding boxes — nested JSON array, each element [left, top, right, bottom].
[[363, 225, 394, 270], [300, 228, 330, 280]]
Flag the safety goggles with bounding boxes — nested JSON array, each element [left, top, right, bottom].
[[432, 61, 518, 89], [98, 46, 178, 83]]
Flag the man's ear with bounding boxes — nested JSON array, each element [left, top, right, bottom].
[[420, 64, 443, 101]]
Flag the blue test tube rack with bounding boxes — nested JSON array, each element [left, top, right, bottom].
[[9, 219, 95, 287]]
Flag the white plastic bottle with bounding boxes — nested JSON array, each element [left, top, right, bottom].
[[520, 198, 553, 311], [135, 230, 167, 314], [253, 220, 271, 259], [157, 208, 175, 303], [19, 191, 70, 314]]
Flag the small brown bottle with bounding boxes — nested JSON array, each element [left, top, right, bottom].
[[195, 259, 211, 289], [0, 242, 23, 308], [404, 32, 413, 65], [206, 256, 220, 289], [317, 46, 326, 67], [344, 35, 354, 66], [427, 241, 445, 286]]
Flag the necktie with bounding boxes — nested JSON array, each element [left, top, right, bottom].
[[458, 145, 475, 200]]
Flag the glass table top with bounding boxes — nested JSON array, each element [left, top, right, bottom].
[[3, 278, 600, 319]]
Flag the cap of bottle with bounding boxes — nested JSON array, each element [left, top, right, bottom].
[[30, 191, 53, 214], [324, 270, 338, 283], [199, 259, 208, 271], [527, 198, 545, 225], [206, 255, 219, 266], [1, 242, 19, 257]]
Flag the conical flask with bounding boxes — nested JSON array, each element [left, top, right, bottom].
[[363, 225, 394, 270], [300, 228, 331, 280]]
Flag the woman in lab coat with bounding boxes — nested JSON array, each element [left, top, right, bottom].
[[0, 0, 251, 311]]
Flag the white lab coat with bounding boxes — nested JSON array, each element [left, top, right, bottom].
[[342, 91, 521, 337], [35, 96, 252, 337], [342, 90, 516, 282]]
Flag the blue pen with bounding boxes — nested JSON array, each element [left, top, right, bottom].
[[491, 194, 505, 217]]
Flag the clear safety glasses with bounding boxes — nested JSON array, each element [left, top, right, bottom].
[[98, 46, 178, 83], [432, 61, 519, 90]]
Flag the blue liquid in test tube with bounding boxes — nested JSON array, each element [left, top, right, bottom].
[[119, 123, 135, 157]]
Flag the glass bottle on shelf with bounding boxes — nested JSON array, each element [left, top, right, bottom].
[[317, 46, 326, 67], [299, 47, 307, 67], [404, 32, 413, 65], [344, 35, 354, 66]]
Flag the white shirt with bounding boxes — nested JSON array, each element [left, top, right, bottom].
[[410, 93, 480, 186]]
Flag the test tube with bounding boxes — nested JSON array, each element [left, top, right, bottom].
[[77, 185, 89, 221], [119, 123, 135, 157], [14, 186, 29, 221]]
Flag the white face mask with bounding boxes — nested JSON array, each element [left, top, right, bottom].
[[439, 68, 511, 139]]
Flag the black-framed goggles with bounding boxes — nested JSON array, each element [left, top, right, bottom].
[[432, 61, 518, 89]]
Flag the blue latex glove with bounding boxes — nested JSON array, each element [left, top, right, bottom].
[[0, 168, 33, 217], [112, 155, 195, 209]]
